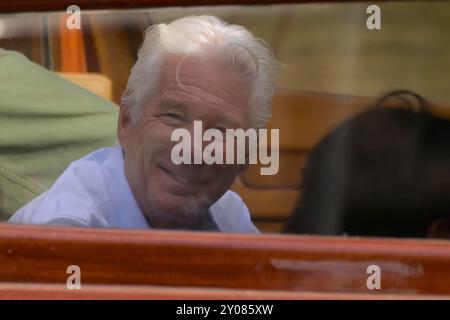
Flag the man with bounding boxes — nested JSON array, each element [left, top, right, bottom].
[[10, 15, 279, 232]]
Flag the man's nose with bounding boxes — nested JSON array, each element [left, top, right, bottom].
[[184, 121, 230, 165], [187, 126, 214, 165]]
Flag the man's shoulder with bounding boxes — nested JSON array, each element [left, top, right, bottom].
[[9, 147, 119, 227], [76, 147, 117, 164], [55, 147, 117, 208]]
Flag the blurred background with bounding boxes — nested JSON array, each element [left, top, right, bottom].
[[0, 1, 449, 236], [0, 1, 449, 103]]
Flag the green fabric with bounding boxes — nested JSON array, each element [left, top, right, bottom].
[[0, 48, 119, 219]]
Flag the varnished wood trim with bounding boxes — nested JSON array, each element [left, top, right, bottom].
[[0, 0, 432, 14], [1, 224, 450, 295], [1, 282, 448, 300]]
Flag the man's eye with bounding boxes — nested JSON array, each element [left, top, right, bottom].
[[160, 113, 185, 127], [163, 113, 182, 120], [160, 113, 185, 124]]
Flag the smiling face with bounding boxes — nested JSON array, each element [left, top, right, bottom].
[[118, 55, 251, 229]]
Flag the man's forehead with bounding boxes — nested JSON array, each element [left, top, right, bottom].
[[157, 54, 250, 125], [161, 54, 246, 86]]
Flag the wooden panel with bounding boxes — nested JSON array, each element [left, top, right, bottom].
[[231, 178, 299, 219], [0, 15, 44, 66], [254, 220, 286, 233], [233, 92, 373, 223], [234, 91, 450, 226], [270, 91, 450, 150], [269, 92, 373, 150], [58, 14, 87, 72], [47, 14, 62, 70], [240, 150, 308, 190], [0, 1, 418, 14], [1, 224, 450, 296], [57, 72, 113, 101], [1, 283, 448, 300], [88, 13, 145, 103]]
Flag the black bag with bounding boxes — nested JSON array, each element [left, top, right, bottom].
[[283, 90, 450, 238]]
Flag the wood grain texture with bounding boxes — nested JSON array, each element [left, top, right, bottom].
[[233, 91, 450, 228], [231, 177, 299, 219], [58, 14, 87, 72], [1, 224, 449, 296], [0, 1, 420, 14], [1, 283, 448, 300], [57, 72, 113, 101]]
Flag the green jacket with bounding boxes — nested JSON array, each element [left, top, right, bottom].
[[0, 48, 118, 219]]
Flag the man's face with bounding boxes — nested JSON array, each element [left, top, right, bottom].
[[118, 55, 251, 229]]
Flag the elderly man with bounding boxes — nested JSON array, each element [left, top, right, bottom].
[[10, 15, 279, 232]]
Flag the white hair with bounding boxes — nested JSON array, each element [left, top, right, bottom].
[[121, 15, 280, 128]]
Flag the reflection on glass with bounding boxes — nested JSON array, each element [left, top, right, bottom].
[[282, 90, 450, 239], [0, 2, 449, 240], [3, 14, 279, 234]]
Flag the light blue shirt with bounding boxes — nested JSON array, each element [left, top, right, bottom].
[[9, 147, 259, 233]]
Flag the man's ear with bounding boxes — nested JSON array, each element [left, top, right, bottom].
[[117, 103, 132, 144]]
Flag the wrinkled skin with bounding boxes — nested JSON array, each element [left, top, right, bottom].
[[118, 55, 251, 229]]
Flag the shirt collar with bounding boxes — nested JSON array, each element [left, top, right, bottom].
[[102, 146, 150, 229]]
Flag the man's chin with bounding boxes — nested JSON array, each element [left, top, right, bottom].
[[153, 193, 207, 218]]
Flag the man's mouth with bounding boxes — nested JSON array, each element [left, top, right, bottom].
[[159, 165, 207, 186]]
